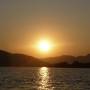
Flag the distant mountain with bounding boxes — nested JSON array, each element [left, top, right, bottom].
[[44, 54, 90, 64], [43, 55, 90, 68], [43, 55, 76, 64], [0, 50, 90, 67], [0, 50, 47, 66], [77, 54, 90, 63]]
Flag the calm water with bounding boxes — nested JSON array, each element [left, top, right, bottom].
[[0, 67, 90, 90]]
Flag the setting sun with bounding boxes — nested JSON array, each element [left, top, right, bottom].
[[38, 40, 51, 52]]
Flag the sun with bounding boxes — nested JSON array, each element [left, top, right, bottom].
[[38, 40, 51, 52]]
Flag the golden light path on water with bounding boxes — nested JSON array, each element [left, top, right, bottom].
[[38, 67, 51, 90]]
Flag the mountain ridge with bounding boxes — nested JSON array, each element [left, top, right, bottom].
[[0, 50, 90, 67]]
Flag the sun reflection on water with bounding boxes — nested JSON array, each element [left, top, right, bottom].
[[40, 67, 48, 77], [38, 67, 50, 89]]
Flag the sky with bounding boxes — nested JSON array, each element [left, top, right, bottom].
[[0, 0, 90, 58]]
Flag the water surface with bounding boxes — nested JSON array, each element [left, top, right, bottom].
[[0, 67, 90, 90]]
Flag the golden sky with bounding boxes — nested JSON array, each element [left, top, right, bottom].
[[0, 0, 90, 58]]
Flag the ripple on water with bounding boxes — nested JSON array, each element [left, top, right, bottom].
[[0, 67, 90, 90]]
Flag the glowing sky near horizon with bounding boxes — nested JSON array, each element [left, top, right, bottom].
[[0, 0, 90, 57]]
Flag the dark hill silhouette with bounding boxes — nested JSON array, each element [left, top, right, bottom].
[[43, 55, 76, 64], [0, 50, 47, 66], [0, 50, 90, 67], [77, 54, 90, 63]]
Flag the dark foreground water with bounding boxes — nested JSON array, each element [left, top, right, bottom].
[[0, 67, 90, 90]]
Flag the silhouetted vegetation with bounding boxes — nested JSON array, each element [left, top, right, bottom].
[[0, 50, 90, 68]]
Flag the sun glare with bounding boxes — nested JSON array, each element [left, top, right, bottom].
[[38, 40, 51, 52]]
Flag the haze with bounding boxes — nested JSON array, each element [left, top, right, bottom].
[[0, 0, 90, 58]]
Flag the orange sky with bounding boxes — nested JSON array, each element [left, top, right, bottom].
[[0, 0, 90, 58]]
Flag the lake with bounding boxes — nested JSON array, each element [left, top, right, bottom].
[[0, 67, 90, 90]]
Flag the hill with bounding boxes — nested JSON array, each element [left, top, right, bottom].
[[0, 50, 90, 67], [0, 50, 47, 66]]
